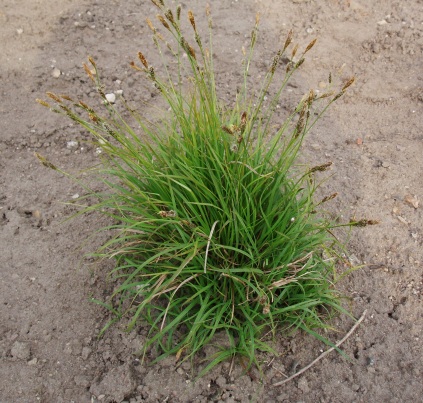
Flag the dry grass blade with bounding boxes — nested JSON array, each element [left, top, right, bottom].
[[273, 310, 368, 386]]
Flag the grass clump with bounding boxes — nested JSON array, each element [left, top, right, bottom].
[[36, 1, 375, 376]]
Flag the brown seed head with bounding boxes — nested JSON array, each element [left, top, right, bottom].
[[188, 45, 196, 60], [88, 56, 96, 67], [328, 72, 332, 84], [83, 63, 95, 81], [283, 29, 293, 51], [165, 9, 175, 24], [46, 92, 62, 103], [150, 0, 162, 8], [146, 18, 156, 33], [88, 113, 98, 123], [321, 192, 338, 203], [342, 76, 355, 91], [351, 219, 380, 227], [309, 161, 333, 173], [240, 111, 247, 134], [176, 5, 181, 21], [36, 99, 50, 108], [222, 125, 234, 135], [304, 38, 317, 53], [60, 94, 74, 102], [318, 90, 335, 99], [188, 10, 196, 31], [137, 52, 148, 69], [79, 101, 94, 113], [156, 14, 170, 30], [129, 61, 143, 71]]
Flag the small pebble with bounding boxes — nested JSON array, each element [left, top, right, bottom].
[[28, 357, 38, 366], [67, 140, 78, 149], [17, 28, 24, 35], [81, 347, 92, 360], [52, 68, 61, 78], [105, 93, 116, 103]]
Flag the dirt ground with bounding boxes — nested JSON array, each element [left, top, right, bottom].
[[1, 0, 422, 402]]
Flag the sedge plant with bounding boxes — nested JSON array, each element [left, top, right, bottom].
[[36, 1, 376, 377]]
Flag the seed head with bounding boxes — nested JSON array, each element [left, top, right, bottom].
[[165, 9, 175, 24], [79, 101, 89, 109], [36, 99, 50, 108], [157, 14, 170, 30], [304, 38, 317, 53], [320, 193, 338, 203], [318, 91, 335, 99], [307, 89, 315, 105], [83, 63, 95, 81], [255, 12, 260, 25], [295, 57, 305, 69], [150, 0, 163, 8], [195, 33, 202, 48], [88, 56, 96, 67], [270, 50, 282, 74], [206, 5, 212, 28], [188, 10, 196, 31], [146, 18, 156, 33], [60, 94, 74, 102], [88, 113, 99, 123], [342, 76, 355, 91], [137, 52, 149, 69], [46, 92, 62, 103], [176, 5, 181, 21], [283, 29, 293, 51], [286, 61, 293, 73], [35, 152, 57, 170], [240, 111, 247, 134], [129, 61, 143, 72], [328, 72, 332, 84], [149, 66, 156, 80], [309, 161, 333, 173], [333, 91, 344, 102], [291, 43, 299, 58], [350, 219, 380, 227], [222, 125, 234, 135], [181, 37, 196, 60]]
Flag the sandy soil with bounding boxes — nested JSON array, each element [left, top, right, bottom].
[[1, 0, 422, 402]]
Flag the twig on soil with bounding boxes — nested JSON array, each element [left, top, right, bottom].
[[273, 309, 367, 386]]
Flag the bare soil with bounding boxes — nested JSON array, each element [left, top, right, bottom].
[[1, 0, 422, 402]]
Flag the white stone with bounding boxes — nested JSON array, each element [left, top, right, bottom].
[[66, 140, 78, 149], [52, 68, 61, 78], [105, 93, 116, 103]]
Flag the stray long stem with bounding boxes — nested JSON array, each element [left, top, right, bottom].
[[204, 220, 219, 273], [273, 309, 367, 386]]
